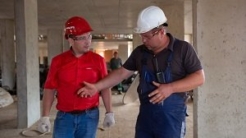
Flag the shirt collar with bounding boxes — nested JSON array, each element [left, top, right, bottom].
[[166, 33, 175, 52]]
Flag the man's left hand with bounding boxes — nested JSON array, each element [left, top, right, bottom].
[[103, 112, 115, 128], [148, 81, 173, 104]]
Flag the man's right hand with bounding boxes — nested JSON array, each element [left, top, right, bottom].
[[77, 81, 98, 97], [37, 117, 51, 133]]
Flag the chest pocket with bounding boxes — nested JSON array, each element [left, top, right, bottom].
[[78, 67, 99, 83], [137, 51, 173, 104], [58, 64, 100, 86]]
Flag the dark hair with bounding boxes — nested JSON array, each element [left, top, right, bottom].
[[66, 34, 76, 39], [163, 23, 168, 27]]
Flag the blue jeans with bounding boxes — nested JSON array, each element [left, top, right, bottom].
[[53, 108, 99, 138]]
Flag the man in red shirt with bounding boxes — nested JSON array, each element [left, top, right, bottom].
[[37, 16, 115, 138]]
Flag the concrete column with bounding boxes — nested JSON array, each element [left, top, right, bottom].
[[0, 35, 1, 70], [0, 38, 2, 75], [47, 29, 63, 66], [132, 34, 142, 49], [118, 44, 129, 64], [63, 37, 70, 52], [38, 41, 48, 65], [0, 20, 15, 89], [14, 0, 40, 128], [193, 0, 246, 137], [161, 1, 184, 40]]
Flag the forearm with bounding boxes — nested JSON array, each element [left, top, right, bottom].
[[42, 89, 56, 116], [96, 67, 133, 91], [101, 88, 113, 113], [170, 69, 205, 93]]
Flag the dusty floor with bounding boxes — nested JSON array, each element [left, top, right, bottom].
[[0, 93, 193, 138]]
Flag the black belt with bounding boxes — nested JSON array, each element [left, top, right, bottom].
[[61, 106, 98, 115]]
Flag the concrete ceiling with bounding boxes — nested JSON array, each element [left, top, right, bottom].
[[0, 0, 192, 49]]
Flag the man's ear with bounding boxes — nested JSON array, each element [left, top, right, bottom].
[[67, 38, 74, 46], [159, 28, 167, 36], [159, 28, 164, 34]]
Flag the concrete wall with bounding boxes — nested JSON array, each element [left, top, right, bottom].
[[194, 0, 246, 137], [161, 1, 184, 40]]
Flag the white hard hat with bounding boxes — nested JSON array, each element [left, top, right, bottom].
[[134, 6, 167, 34]]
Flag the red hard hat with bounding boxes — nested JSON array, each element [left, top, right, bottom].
[[64, 16, 93, 39]]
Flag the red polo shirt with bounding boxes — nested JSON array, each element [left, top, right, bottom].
[[44, 50, 108, 112]]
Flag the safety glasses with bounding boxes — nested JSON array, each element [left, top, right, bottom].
[[73, 34, 92, 41], [140, 29, 161, 40]]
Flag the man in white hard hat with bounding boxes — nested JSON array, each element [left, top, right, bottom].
[[77, 6, 205, 138]]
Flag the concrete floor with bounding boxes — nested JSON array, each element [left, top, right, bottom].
[[0, 94, 193, 138]]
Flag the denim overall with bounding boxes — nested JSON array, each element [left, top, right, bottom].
[[135, 51, 187, 138]]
